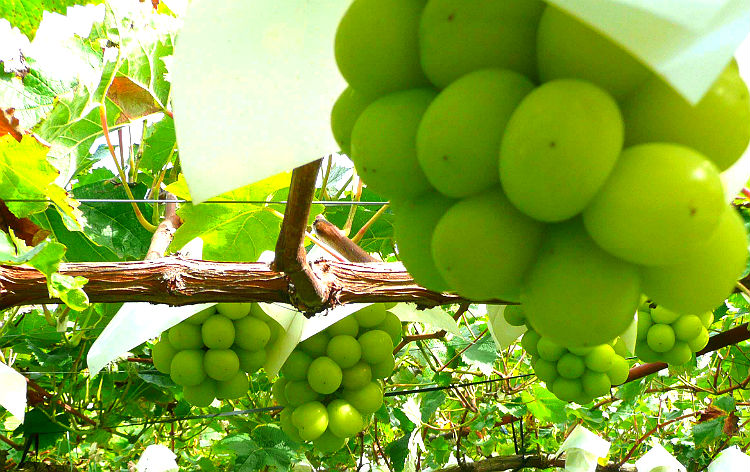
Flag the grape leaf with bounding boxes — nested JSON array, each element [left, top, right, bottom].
[[0, 0, 103, 40], [32, 208, 118, 262], [139, 115, 175, 174], [461, 334, 497, 377]]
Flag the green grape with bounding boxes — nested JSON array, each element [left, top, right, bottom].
[[503, 305, 526, 327], [499, 80, 623, 222], [307, 357, 343, 395], [650, 306, 681, 325], [419, 0, 544, 88], [581, 370, 611, 398], [168, 322, 203, 350], [552, 377, 583, 403], [697, 312, 715, 328], [641, 208, 748, 314], [342, 362, 373, 390], [152, 338, 177, 374], [556, 353, 585, 379], [391, 191, 455, 292], [533, 358, 559, 384], [327, 335, 362, 369], [207, 373, 236, 399], [235, 348, 265, 374], [647, 324, 676, 353], [536, 337, 566, 362], [584, 345, 615, 373], [521, 330, 541, 357], [370, 356, 396, 379], [635, 342, 661, 364], [607, 356, 630, 385], [612, 338, 629, 358], [234, 316, 271, 351], [280, 407, 303, 443], [216, 303, 251, 320], [343, 381, 384, 415], [536, 6, 652, 99], [417, 69, 535, 198], [354, 304, 387, 329], [185, 306, 215, 325], [204, 349, 240, 382], [688, 328, 710, 352], [574, 394, 594, 406], [673, 315, 703, 341], [636, 310, 653, 340], [327, 316, 359, 338], [432, 188, 544, 301], [375, 312, 403, 345], [273, 378, 289, 406], [292, 401, 329, 441], [663, 342, 692, 365], [170, 350, 206, 387], [299, 332, 330, 358], [285, 381, 320, 407], [521, 219, 641, 347], [201, 314, 235, 350], [350, 89, 437, 200], [335, 0, 429, 97], [327, 399, 365, 438], [622, 61, 750, 171], [331, 87, 377, 156], [583, 144, 724, 266], [567, 346, 593, 356], [282, 351, 313, 382], [358, 330, 394, 364], [183, 378, 216, 407], [313, 430, 347, 454], [250, 304, 281, 344]]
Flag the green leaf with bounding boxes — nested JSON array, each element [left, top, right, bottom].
[[48, 272, 89, 311], [420, 390, 446, 422], [461, 334, 497, 377], [521, 386, 567, 424], [385, 435, 410, 472], [692, 418, 724, 446], [0, 69, 71, 130], [140, 115, 175, 174], [0, 0, 103, 40], [715, 396, 736, 413]]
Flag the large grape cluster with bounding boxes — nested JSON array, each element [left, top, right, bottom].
[[273, 304, 402, 453], [635, 305, 713, 366], [332, 0, 750, 348], [151, 303, 282, 407]]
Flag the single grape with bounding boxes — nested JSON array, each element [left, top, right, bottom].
[[612, 338, 629, 358], [331, 87, 377, 156], [688, 328, 710, 352], [503, 305, 526, 327], [183, 378, 216, 407], [170, 350, 206, 387], [292, 401, 329, 441], [204, 349, 240, 382], [272, 378, 289, 406], [521, 330, 541, 357], [635, 343, 661, 364], [152, 338, 177, 374], [307, 357, 343, 395], [250, 304, 280, 345], [342, 362, 373, 390], [697, 312, 714, 329], [216, 303, 251, 320], [282, 351, 313, 382], [673, 315, 703, 342], [581, 370, 611, 398], [636, 310, 653, 340], [584, 345, 615, 373], [432, 188, 544, 301], [536, 337, 566, 362], [567, 346, 593, 357], [374, 311, 403, 345], [391, 191, 455, 292], [663, 342, 692, 365], [285, 381, 321, 407], [168, 322, 203, 350], [358, 330, 394, 364], [500, 79, 623, 222], [533, 358, 559, 384], [650, 306, 680, 325], [557, 353, 585, 379], [417, 69, 535, 198], [280, 407, 303, 443], [235, 348, 265, 374], [313, 430, 347, 454], [343, 381, 384, 415], [201, 314, 235, 350], [327, 335, 363, 369], [521, 220, 641, 347], [327, 399, 365, 438], [622, 61, 750, 171], [354, 304, 387, 329], [583, 144, 724, 266], [234, 316, 271, 351], [552, 377, 583, 403], [419, 0, 544, 88], [299, 332, 330, 358], [327, 316, 359, 338], [217, 373, 259, 401], [607, 356, 630, 385], [185, 306, 215, 325], [647, 324, 676, 353], [536, 6, 652, 99], [335, 0, 429, 96], [370, 356, 396, 379], [641, 208, 748, 314]]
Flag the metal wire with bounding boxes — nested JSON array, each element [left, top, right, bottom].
[[0, 198, 389, 206]]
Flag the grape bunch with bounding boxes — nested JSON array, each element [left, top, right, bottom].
[[273, 304, 402, 452], [151, 303, 282, 407], [331, 0, 750, 348], [635, 305, 713, 366]]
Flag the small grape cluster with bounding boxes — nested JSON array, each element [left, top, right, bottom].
[[151, 303, 282, 407], [506, 306, 629, 404], [332, 0, 750, 349], [273, 304, 402, 453], [635, 305, 713, 366]]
